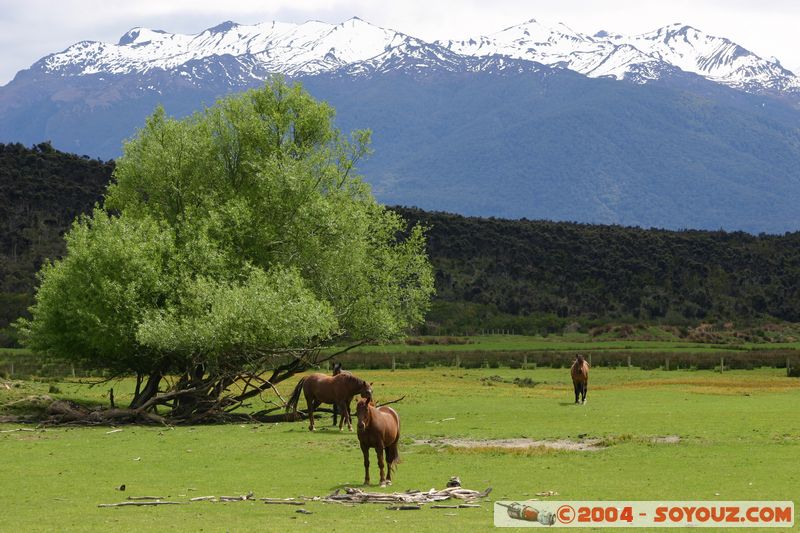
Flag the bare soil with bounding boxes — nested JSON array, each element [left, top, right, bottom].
[[415, 435, 681, 452], [414, 437, 605, 451]]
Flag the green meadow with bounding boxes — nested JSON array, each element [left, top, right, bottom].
[[1, 366, 798, 532]]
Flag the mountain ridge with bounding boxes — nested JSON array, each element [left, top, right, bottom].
[[14, 16, 800, 97], [2, 17, 800, 233]]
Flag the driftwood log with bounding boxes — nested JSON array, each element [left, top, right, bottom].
[[98, 482, 491, 509], [98, 501, 183, 507], [324, 486, 492, 505]]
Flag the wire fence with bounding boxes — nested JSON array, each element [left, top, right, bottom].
[[2, 348, 797, 379]]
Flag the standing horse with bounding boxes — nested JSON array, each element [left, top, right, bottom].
[[286, 372, 372, 431], [356, 397, 400, 487], [571, 355, 589, 404]]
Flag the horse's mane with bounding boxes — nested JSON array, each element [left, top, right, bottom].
[[341, 372, 367, 388]]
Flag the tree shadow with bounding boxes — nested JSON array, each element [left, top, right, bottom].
[[286, 425, 354, 435]]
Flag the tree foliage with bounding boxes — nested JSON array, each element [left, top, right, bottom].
[[0, 142, 113, 345], [17, 79, 434, 419], [396, 207, 800, 334]]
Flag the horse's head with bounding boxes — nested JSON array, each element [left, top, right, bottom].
[[575, 354, 585, 365], [332, 361, 343, 376], [361, 381, 373, 400], [356, 397, 373, 431]]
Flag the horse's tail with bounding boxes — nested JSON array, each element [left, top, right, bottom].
[[387, 410, 401, 473], [386, 441, 401, 473], [285, 377, 307, 414]]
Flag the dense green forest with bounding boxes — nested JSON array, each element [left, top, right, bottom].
[[0, 143, 113, 344], [395, 207, 800, 334], [1, 142, 799, 345]]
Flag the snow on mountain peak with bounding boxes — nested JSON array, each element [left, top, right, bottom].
[[31, 16, 800, 94], [41, 17, 410, 78]]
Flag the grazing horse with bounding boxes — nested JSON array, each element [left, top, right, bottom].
[[356, 397, 400, 487], [286, 372, 372, 431], [571, 355, 590, 404]]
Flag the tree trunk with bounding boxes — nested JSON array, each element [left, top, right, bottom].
[[129, 371, 162, 409]]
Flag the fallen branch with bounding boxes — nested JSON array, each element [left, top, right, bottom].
[[219, 492, 254, 502], [430, 504, 481, 509], [260, 497, 305, 505], [98, 501, 183, 507], [96, 483, 491, 510], [324, 485, 492, 506], [376, 395, 406, 408]]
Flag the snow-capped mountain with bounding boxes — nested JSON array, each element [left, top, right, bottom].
[[4, 17, 800, 233], [23, 16, 800, 95], [37, 17, 412, 78], [440, 19, 800, 92]]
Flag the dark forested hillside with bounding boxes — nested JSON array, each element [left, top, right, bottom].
[[394, 207, 800, 333], [0, 143, 114, 344], [2, 144, 800, 346]]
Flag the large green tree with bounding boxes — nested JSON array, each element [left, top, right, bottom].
[[17, 79, 434, 420]]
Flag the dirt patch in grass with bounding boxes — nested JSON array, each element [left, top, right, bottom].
[[415, 435, 681, 453], [652, 435, 680, 444], [614, 378, 800, 395], [414, 437, 605, 452]]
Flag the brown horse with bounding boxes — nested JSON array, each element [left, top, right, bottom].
[[356, 397, 400, 487], [286, 372, 372, 431], [571, 355, 589, 404]]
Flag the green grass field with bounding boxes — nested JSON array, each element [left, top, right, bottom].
[[1, 367, 798, 532], [353, 333, 800, 352]]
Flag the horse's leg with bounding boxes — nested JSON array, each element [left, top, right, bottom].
[[385, 444, 396, 486], [337, 400, 347, 431], [344, 398, 354, 432], [376, 446, 387, 487], [361, 443, 371, 485], [307, 398, 319, 431], [573, 381, 580, 404], [582, 381, 588, 404], [332, 403, 338, 427]]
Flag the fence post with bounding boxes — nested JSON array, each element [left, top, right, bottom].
[[455, 354, 461, 369], [391, 355, 396, 372], [788, 357, 792, 377], [9, 362, 13, 377], [720, 356, 724, 373], [71, 365, 76, 378], [665, 358, 670, 371], [627, 355, 631, 369], [588, 354, 592, 367], [523, 353, 528, 370]]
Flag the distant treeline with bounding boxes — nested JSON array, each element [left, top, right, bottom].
[[0, 142, 113, 345], [2, 142, 800, 345], [395, 207, 800, 334]]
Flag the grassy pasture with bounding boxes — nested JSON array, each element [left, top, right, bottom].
[[353, 333, 800, 352], [1, 367, 798, 532]]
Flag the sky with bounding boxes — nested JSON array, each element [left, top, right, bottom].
[[1, 0, 799, 86]]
